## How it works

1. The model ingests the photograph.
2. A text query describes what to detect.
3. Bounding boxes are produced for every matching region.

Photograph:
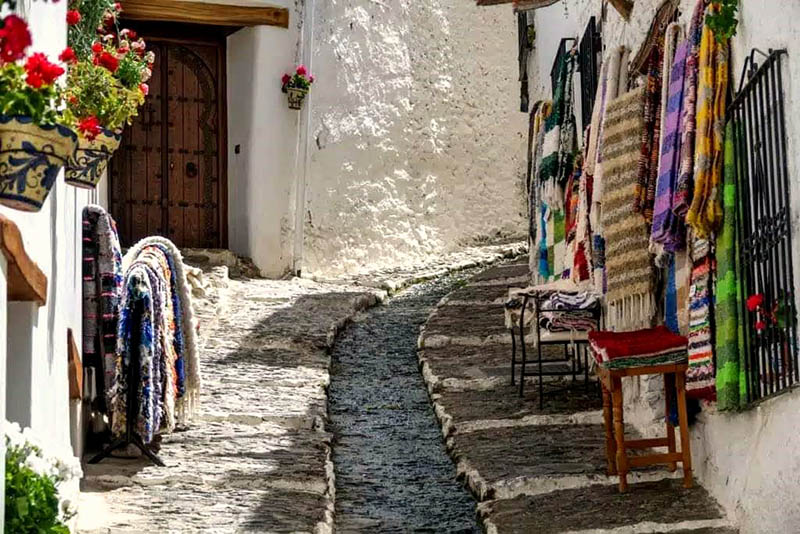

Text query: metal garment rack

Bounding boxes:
[727,48,798,404]
[88,299,165,467]
[512,293,602,408]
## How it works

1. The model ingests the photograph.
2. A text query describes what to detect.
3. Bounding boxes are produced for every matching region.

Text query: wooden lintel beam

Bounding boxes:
[120,0,289,28]
[0,214,47,306]
[476,0,513,6]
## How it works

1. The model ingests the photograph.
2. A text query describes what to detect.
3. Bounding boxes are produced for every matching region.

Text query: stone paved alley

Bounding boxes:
[77,248,740,533]
[76,243,521,533]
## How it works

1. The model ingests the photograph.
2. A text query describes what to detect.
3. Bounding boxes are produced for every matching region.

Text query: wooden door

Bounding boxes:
[109,37,226,249]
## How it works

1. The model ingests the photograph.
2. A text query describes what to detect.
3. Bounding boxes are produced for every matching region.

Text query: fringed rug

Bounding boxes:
[601,86,656,330]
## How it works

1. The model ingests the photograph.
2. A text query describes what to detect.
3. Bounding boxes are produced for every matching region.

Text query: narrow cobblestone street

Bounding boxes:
[329,274,480,532]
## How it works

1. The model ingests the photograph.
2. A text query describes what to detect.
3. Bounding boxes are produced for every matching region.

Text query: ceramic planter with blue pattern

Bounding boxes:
[65,127,121,189]
[0,115,77,212]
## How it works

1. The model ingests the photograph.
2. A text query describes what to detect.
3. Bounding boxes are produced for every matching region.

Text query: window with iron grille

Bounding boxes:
[577,17,601,131]
[728,48,798,404]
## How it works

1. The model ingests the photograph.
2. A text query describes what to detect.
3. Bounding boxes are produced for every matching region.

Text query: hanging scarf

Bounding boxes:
[686,234,716,400]
[651,29,688,256]
[715,122,745,410]
[686,14,729,237]
[601,86,656,330]
[672,0,707,216]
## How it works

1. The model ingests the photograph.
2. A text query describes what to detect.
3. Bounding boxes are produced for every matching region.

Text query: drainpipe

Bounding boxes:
[292,0,315,277]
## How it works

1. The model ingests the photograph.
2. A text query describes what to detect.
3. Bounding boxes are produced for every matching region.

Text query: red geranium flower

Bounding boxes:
[747,293,764,312]
[281,73,290,85]
[296,64,307,76]
[59,46,76,64]
[24,52,65,88]
[120,28,137,40]
[309,75,314,83]
[91,41,103,54]
[66,9,82,25]
[114,2,122,11]
[77,116,102,141]
[139,83,149,96]
[97,51,119,72]
[0,15,32,63]
[102,11,116,28]
[755,320,767,332]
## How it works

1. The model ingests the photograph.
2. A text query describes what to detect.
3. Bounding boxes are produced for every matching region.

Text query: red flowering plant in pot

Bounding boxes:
[746,290,796,380]
[281,64,314,110]
[63,0,152,188]
[0,14,79,212]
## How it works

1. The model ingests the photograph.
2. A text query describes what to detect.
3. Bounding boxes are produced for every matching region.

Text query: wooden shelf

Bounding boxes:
[0,214,47,306]
[120,0,289,28]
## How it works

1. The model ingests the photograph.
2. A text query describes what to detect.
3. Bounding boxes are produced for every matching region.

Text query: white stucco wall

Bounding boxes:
[1,0,98,454]
[528,2,800,533]
[227,10,300,277]
[302,0,527,276]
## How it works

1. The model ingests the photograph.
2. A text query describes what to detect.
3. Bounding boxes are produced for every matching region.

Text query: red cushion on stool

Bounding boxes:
[589,326,688,367]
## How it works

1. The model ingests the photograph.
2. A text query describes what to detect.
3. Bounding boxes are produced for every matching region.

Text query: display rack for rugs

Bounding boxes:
[88,297,165,466]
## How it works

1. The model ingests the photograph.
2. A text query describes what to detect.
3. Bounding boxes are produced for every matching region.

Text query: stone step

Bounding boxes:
[479,478,730,534]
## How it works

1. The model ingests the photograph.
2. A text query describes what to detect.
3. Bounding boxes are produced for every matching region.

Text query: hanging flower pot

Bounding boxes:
[0,116,77,212]
[281,65,314,111]
[65,127,121,189]
[286,87,309,110]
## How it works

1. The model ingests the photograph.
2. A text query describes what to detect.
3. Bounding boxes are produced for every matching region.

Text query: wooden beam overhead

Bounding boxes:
[120,0,289,28]
[0,214,47,306]
[475,0,513,5]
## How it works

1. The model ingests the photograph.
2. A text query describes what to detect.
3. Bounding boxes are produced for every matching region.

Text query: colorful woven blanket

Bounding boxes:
[601,86,656,330]
[673,0,707,216]
[82,205,123,412]
[651,30,688,255]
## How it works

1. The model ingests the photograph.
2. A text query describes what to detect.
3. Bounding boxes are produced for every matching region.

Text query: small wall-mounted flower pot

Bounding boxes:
[287,87,309,110]
[0,116,77,212]
[65,128,122,189]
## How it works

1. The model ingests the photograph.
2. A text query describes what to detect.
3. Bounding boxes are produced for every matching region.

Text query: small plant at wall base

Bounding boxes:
[5,421,83,534]
[0,14,78,212]
[281,65,314,110]
[706,0,739,43]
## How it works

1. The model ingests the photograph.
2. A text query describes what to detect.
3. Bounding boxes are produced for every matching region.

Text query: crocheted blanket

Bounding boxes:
[715,122,745,410]
[601,86,656,330]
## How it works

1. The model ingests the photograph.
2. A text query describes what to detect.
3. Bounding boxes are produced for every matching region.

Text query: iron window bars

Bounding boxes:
[578,17,601,131]
[727,48,798,404]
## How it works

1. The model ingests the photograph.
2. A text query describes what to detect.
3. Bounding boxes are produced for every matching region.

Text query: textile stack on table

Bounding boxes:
[589,326,688,370]
[538,291,601,333]
[82,208,201,463]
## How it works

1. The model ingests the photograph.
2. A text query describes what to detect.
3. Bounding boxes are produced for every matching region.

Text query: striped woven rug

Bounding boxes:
[601,85,656,330]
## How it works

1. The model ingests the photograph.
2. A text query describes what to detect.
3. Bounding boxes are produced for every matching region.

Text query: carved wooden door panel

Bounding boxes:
[109,38,226,249]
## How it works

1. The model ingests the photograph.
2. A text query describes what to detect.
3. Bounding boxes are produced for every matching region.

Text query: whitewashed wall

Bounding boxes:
[303,0,527,277]
[226,0,301,277]
[528,2,800,532]
[2,0,95,458]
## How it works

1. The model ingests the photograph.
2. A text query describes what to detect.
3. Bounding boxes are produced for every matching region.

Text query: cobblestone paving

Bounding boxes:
[329,274,481,533]
[418,257,738,534]
[77,242,524,534]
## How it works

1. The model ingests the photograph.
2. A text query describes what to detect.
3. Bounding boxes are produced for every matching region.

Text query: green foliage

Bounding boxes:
[63,60,143,132]
[706,0,739,43]
[288,73,312,90]
[5,444,70,534]
[68,0,117,60]
[116,53,145,89]
[0,63,62,125]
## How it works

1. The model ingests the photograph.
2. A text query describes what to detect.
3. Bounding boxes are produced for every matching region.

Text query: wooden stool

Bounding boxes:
[598,363,693,493]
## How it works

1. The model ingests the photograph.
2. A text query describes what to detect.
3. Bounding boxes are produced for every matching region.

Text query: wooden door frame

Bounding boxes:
[111,21,230,248]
